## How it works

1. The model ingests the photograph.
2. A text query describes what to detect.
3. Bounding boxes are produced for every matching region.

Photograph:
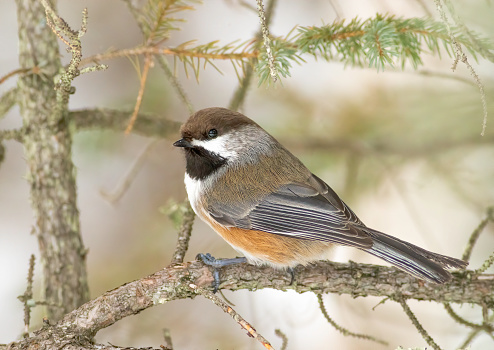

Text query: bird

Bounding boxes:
[173,107,467,284]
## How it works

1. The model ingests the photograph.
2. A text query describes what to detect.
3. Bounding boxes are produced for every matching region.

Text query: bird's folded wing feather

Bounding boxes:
[209,174,373,249]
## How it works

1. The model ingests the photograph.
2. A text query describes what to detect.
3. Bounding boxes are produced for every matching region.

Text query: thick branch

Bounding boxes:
[70,108,181,138]
[15,0,89,321]
[4,260,493,349]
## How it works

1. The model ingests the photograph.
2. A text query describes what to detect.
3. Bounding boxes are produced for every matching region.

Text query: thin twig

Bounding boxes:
[0,67,33,85]
[189,283,275,350]
[398,295,441,350]
[229,0,277,111]
[274,329,288,350]
[462,207,494,261]
[170,200,195,265]
[0,129,23,142]
[475,251,494,275]
[162,328,173,350]
[0,88,18,120]
[256,0,277,83]
[17,255,36,338]
[317,294,388,346]
[100,139,160,204]
[444,303,485,329]
[434,0,488,136]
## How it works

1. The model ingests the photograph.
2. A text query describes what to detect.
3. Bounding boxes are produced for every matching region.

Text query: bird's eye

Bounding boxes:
[207,129,218,139]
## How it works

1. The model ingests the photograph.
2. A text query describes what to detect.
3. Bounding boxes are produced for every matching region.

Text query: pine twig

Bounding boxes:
[189,283,275,350]
[317,294,388,345]
[398,295,441,350]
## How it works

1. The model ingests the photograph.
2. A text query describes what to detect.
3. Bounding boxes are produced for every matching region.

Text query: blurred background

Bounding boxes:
[1,0,493,349]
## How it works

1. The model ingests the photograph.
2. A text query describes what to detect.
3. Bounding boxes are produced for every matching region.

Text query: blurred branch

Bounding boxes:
[4,259,492,349]
[433,0,488,136]
[100,140,160,204]
[0,88,18,120]
[170,200,195,265]
[70,108,181,138]
[274,329,288,350]
[317,294,388,345]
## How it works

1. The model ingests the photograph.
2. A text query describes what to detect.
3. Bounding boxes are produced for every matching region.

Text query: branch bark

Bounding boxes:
[16,0,89,321]
[3,260,492,350]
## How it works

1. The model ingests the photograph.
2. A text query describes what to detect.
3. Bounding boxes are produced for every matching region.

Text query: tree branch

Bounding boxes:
[15,0,89,321]
[4,259,493,349]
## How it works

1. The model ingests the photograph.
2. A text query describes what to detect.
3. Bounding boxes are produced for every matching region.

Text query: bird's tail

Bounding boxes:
[363,228,468,284]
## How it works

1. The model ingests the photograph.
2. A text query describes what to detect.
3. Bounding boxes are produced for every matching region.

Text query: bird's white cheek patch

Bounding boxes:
[190,135,238,159]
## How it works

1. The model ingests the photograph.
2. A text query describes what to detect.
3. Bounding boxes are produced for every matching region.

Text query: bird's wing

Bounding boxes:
[209,174,373,249]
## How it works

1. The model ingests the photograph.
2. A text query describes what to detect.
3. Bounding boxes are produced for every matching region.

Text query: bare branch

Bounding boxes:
[3,258,493,349]
[100,140,160,204]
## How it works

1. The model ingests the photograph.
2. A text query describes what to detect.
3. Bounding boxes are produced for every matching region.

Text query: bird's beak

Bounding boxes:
[173,138,193,148]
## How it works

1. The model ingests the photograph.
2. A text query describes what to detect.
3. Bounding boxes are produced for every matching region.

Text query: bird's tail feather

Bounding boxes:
[363,228,468,284]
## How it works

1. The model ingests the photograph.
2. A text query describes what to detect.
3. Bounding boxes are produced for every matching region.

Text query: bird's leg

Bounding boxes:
[196,253,247,292]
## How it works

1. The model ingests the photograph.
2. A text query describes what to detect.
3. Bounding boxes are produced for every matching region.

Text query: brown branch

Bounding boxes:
[4,259,493,350]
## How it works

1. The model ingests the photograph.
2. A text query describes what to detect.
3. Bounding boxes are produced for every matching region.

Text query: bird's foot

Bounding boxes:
[196,253,247,293]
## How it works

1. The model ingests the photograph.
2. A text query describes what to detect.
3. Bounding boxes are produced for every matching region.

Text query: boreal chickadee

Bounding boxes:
[173,107,467,283]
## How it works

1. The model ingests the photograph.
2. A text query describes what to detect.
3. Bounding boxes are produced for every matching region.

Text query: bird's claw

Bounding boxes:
[196,253,247,293]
